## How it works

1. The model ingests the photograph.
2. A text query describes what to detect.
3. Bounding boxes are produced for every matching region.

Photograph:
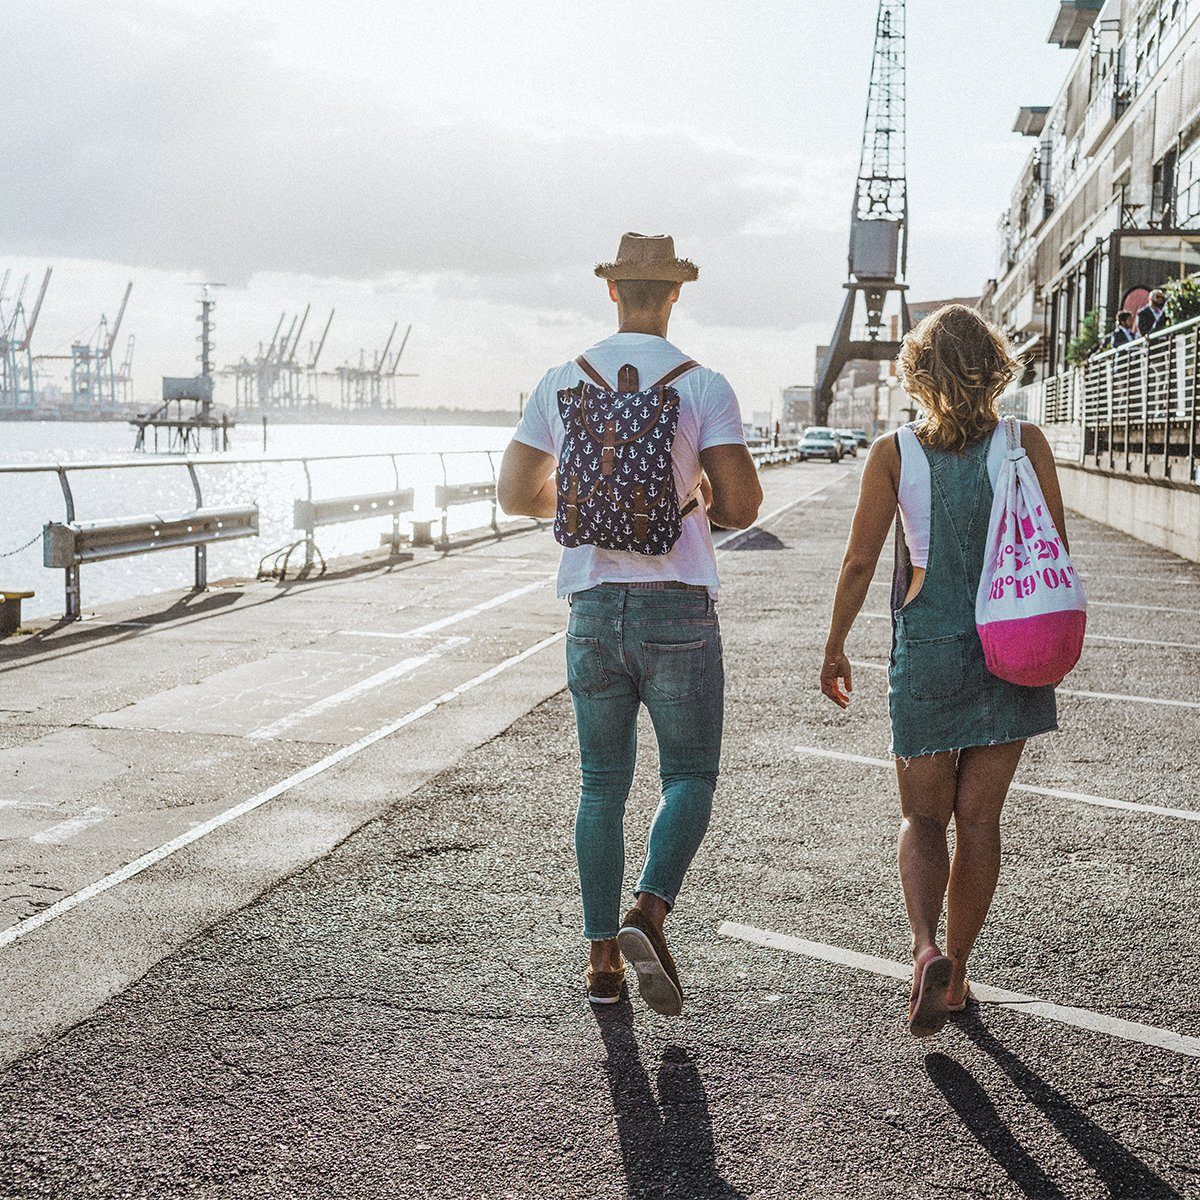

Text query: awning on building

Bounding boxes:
[1014,106,1050,137]
[1048,1,1102,49]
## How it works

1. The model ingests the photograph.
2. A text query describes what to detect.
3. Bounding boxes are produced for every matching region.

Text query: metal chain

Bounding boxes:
[0,532,41,558]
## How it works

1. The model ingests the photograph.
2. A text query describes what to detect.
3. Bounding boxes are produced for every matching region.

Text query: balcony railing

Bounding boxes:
[1000,313,1200,482]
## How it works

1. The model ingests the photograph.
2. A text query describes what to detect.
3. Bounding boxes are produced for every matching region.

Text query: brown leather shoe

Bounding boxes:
[585,964,626,1005]
[617,906,683,1016]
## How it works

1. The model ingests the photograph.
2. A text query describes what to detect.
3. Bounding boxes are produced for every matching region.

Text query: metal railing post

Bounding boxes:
[388,455,403,554]
[1164,334,1174,478]
[186,463,207,590]
[55,467,80,620]
[302,460,315,569]
[1104,357,1113,469]
[1141,345,1150,475]
[487,451,499,533]
[1190,323,1199,484]
[438,453,450,549]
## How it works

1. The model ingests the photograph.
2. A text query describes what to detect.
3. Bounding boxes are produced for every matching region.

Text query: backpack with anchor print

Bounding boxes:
[554,356,701,555]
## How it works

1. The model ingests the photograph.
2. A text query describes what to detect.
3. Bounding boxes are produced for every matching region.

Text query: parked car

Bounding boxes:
[797,426,843,462]
[848,428,871,448]
[835,430,860,457]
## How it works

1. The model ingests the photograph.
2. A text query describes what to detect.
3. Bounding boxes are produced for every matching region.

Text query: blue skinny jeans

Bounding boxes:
[565,585,725,941]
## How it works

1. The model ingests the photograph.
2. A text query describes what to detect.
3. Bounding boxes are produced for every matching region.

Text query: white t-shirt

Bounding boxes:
[513,332,747,598]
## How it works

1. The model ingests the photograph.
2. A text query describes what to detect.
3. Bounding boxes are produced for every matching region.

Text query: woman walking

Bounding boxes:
[820,305,1070,1038]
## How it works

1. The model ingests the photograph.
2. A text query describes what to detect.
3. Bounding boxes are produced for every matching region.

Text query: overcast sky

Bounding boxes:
[0,1,1070,419]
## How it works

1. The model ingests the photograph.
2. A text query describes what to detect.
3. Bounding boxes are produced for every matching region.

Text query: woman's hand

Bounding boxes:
[820,651,853,709]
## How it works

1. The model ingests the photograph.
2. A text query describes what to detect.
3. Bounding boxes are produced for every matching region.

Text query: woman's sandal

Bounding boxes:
[908,949,954,1038]
[947,982,973,1014]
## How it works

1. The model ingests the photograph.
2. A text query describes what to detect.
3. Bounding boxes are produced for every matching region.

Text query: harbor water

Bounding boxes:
[0,421,516,620]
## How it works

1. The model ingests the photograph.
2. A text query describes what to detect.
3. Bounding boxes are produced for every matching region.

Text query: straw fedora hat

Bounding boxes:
[594,233,699,283]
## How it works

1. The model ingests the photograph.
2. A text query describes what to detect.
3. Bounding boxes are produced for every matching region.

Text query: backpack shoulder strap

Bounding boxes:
[574,356,611,390]
[651,359,701,390]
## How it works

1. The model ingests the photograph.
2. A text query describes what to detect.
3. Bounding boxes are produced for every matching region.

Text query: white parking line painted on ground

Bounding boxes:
[718,921,1200,1060]
[30,806,112,845]
[715,471,850,550]
[847,659,1200,711]
[793,745,1200,821]
[337,578,552,641]
[854,612,1200,652]
[0,629,567,952]
[246,639,465,742]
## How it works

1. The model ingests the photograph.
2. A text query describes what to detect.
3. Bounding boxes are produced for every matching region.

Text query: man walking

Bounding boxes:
[1137,289,1169,337]
[498,233,761,1015]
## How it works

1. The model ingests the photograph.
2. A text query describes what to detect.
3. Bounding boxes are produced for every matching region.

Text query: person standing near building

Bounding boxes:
[819,305,1070,1039]
[1111,309,1137,350]
[497,233,762,1016]
[1137,289,1169,337]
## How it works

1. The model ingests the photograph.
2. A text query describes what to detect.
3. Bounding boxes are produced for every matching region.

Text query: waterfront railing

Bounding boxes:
[1000,313,1200,484]
[0,449,512,620]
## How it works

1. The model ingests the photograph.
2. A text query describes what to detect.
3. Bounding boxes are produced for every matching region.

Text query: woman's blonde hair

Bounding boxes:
[896,304,1020,452]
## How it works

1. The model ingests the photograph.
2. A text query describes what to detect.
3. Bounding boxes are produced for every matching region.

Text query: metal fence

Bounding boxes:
[0,449,510,620]
[1000,314,1200,484]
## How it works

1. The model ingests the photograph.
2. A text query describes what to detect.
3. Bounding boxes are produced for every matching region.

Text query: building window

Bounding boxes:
[1177,133,1200,229]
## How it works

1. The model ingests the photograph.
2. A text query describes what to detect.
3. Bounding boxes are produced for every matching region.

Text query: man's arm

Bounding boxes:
[699,444,762,530]
[498,440,557,518]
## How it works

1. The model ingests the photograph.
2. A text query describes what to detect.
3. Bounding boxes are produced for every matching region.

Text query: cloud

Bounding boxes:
[0,1,852,333]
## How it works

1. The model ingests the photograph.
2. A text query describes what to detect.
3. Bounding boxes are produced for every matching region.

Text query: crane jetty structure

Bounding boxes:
[131,284,236,453]
[815,0,912,425]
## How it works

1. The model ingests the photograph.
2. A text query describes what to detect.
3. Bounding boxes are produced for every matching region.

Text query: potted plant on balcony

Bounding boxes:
[1164,275,1200,326]
[1066,308,1101,367]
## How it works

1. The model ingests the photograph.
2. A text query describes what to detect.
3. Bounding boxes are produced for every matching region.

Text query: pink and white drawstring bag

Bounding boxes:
[975,417,1086,687]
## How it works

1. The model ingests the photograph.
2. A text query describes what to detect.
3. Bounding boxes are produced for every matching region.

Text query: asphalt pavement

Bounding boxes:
[1,458,1198,1199]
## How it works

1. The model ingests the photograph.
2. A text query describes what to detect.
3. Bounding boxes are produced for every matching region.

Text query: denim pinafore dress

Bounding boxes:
[888,427,1058,759]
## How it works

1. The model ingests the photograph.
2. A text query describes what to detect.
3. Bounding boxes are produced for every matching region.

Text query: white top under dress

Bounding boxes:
[897,421,1009,570]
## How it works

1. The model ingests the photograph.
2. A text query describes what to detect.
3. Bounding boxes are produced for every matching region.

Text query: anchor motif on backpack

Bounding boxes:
[554,356,700,555]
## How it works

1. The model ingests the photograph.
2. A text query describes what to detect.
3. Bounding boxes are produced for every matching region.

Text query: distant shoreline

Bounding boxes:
[0,405,519,429]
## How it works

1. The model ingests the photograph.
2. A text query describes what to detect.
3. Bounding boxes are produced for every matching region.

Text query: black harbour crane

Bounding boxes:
[815,0,912,425]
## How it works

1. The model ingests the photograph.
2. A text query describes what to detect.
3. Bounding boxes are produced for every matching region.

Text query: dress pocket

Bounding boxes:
[904,634,966,702]
[642,639,707,703]
[565,634,609,697]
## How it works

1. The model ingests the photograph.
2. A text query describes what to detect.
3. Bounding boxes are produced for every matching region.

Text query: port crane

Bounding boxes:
[815,0,911,424]
[0,267,52,410]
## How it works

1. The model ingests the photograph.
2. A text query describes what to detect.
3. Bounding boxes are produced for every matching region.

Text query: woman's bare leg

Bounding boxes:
[945,740,1026,1003]
[895,752,958,964]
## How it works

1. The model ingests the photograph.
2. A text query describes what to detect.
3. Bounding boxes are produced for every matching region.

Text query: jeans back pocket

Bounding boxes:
[566,633,609,697]
[642,639,707,703]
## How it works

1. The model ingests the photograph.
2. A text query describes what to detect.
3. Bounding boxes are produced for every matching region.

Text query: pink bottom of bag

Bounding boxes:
[977,610,1087,688]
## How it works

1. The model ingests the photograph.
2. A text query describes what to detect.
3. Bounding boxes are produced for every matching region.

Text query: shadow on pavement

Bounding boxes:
[926,1052,1068,1199]
[594,1000,745,1199]
[727,529,787,552]
[952,1013,1181,1199]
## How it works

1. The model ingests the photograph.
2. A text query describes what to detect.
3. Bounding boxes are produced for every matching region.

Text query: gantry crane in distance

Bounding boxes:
[815,0,912,425]
[332,321,417,410]
[34,280,132,413]
[225,304,334,411]
[0,267,52,410]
